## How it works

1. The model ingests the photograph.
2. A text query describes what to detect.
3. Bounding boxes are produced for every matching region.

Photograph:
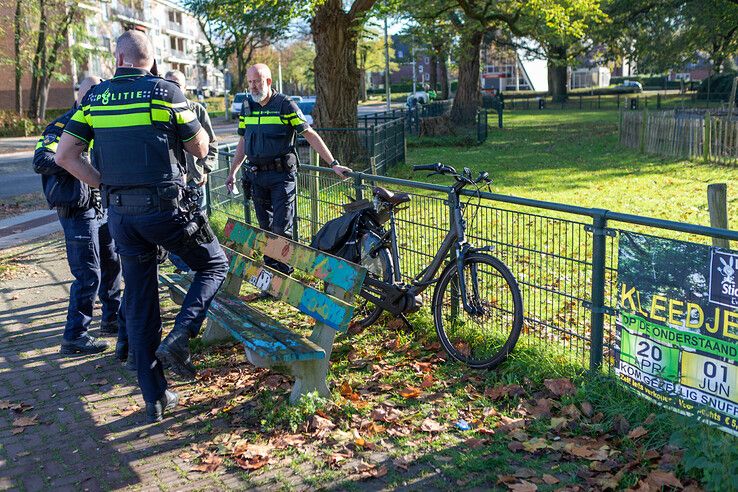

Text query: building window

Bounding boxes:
[397,50,403,59]
[424,73,430,81]
[418,65,423,73]
[424,56,429,64]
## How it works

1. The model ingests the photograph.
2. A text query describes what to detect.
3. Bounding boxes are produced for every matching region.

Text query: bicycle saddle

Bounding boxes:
[373,186,411,205]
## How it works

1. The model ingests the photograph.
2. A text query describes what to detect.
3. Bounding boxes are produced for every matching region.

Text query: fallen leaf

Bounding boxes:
[580,401,594,417]
[11,428,24,435]
[393,456,412,471]
[91,379,109,386]
[544,378,576,397]
[508,441,524,452]
[550,417,568,431]
[542,474,560,485]
[484,384,525,400]
[13,415,38,427]
[0,400,11,409]
[522,437,549,453]
[421,374,435,388]
[561,404,582,420]
[309,414,336,432]
[465,437,487,449]
[234,455,269,471]
[526,398,554,418]
[513,468,537,478]
[399,386,422,399]
[643,470,683,489]
[420,418,443,433]
[340,381,361,401]
[627,426,648,440]
[506,480,538,491]
[612,415,630,434]
[191,453,222,473]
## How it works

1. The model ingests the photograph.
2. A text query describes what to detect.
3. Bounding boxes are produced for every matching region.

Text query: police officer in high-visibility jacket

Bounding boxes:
[33,76,122,356]
[224,64,350,274]
[56,31,228,423]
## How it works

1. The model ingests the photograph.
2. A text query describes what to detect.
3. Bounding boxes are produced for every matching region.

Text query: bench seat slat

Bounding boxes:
[223,219,367,295]
[223,246,354,332]
[159,273,325,363]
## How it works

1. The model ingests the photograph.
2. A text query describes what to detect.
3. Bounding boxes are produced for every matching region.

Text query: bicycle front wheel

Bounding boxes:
[353,232,393,329]
[432,253,523,369]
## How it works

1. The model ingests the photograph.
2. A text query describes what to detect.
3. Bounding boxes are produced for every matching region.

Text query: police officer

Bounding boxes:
[224,64,350,273]
[55,31,228,423]
[33,76,122,356]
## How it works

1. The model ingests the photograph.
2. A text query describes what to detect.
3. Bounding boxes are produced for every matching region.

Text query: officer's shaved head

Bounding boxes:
[164,70,186,89]
[247,64,272,103]
[77,76,101,106]
[115,30,154,69]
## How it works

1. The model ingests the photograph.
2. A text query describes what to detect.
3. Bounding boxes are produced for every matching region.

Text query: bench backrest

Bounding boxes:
[221,218,367,332]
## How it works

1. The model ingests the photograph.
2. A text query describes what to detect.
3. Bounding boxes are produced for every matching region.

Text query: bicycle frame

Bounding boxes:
[360,185,489,316]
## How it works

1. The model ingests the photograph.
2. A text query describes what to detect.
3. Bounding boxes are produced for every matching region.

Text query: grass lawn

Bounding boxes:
[198,110,738,490]
[402,110,736,236]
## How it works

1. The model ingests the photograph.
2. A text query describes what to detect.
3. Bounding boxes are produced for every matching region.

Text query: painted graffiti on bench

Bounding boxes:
[223,218,366,294]
[223,247,355,332]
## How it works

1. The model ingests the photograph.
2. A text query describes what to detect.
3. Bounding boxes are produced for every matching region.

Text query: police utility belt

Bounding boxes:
[102,184,180,212]
[247,153,298,172]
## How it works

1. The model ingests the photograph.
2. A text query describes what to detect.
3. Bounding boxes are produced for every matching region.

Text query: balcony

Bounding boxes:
[165,20,197,39]
[165,49,196,65]
[112,5,153,28]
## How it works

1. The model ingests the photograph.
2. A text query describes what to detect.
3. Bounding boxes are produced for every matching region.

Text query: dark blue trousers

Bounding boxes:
[250,169,296,273]
[107,206,228,403]
[58,208,122,342]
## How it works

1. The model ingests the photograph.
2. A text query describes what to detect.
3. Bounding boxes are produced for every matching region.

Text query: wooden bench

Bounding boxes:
[159,218,367,403]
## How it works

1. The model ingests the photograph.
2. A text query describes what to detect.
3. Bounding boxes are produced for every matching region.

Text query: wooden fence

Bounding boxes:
[619,109,738,165]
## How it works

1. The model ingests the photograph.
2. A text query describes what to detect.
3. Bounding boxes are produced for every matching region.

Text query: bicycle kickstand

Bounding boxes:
[399,313,413,329]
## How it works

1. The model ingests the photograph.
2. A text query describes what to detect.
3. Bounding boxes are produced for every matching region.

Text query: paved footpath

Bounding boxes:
[0,237,257,491]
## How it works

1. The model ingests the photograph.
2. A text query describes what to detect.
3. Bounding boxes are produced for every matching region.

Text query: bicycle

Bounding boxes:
[352,163,524,369]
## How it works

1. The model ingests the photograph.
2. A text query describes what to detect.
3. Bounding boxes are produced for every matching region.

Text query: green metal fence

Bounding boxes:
[207,150,738,372]
[501,92,736,112]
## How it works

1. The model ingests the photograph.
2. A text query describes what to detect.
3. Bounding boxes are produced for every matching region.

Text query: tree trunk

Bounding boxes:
[450,28,483,125]
[439,52,449,100]
[429,54,438,92]
[28,0,47,120]
[14,0,23,115]
[547,44,568,103]
[359,68,367,101]
[311,1,361,129]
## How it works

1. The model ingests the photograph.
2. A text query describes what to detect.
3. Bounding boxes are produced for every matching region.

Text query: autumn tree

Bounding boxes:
[185,0,297,92]
[357,26,398,101]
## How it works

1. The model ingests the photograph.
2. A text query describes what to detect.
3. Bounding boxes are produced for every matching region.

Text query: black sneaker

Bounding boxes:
[99,320,119,337]
[60,335,109,356]
[145,389,179,423]
[155,328,196,379]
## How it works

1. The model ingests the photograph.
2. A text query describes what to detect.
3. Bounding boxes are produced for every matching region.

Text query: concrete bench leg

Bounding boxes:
[289,324,336,404]
[200,319,233,346]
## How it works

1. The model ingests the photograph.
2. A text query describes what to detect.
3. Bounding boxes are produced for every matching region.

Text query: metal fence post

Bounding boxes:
[589,210,609,372]
[353,173,363,201]
[308,147,320,238]
[703,112,711,164]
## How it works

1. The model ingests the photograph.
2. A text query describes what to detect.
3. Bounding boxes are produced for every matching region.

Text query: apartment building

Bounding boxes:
[0,0,223,111]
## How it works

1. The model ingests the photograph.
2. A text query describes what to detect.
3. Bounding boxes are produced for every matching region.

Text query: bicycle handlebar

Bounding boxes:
[412,163,491,187]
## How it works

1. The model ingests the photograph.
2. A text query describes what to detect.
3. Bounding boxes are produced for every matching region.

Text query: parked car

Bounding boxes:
[230,92,248,119]
[615,80,643,92]
[296,100,315,126]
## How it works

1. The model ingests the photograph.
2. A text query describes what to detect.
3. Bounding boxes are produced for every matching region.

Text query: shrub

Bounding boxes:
[0,111,41,138]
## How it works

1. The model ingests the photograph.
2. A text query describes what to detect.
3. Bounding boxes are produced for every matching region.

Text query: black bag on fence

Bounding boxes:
[310,211,363,263]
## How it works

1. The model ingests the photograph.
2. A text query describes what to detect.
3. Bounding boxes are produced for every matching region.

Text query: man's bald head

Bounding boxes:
[247,64,273,103]
[164,70,186,89]
[115,30,154,70]
[77,76,101,106]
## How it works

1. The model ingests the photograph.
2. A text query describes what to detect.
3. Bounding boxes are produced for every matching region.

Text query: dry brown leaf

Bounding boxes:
[522,437,549,453]
[309,414,336,432]
[13,415,38,427]
[513,468,537,478]
[484,384,525,400]
[628,426,648,440]
[393,456,412,471]
[10,403,33,413]
[612,414,630,434]
[506,480,538,491]
[399,386,422,399]
[420,418,443,433]
[527,398,554,418]
[234,456,268,471]
[11,427,24,435]
[544,378,576,397]
[643,470,683,489]
[191,453,222,473]
[497,475,518,484]
[508,441,524,452]
[561,404,582,420]
[550,417,568,431]
[580,401,594,417]
[91,379,109,386]
[340,381,361,401]
[421,374,435,388]
[0,400,11,409]
[465,437,487,449]
[542,474,560,485]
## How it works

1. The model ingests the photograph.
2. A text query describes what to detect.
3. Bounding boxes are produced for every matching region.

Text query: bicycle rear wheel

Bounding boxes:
[432,253,523,369]
[353,232,393,329]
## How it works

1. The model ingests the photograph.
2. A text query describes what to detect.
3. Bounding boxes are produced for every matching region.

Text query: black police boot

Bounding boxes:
[99,319,119,337]
[115,340,128,362]
[155,328,196,379]
[60,334,109,356]
[145,389,179,423]
[124,346,136,372]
